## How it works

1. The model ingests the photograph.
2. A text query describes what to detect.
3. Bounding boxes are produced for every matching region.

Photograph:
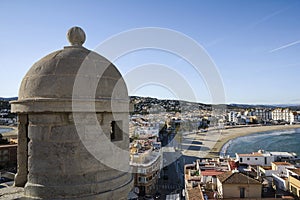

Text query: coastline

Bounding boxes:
[0,125,18,139]
[206,124,300,158]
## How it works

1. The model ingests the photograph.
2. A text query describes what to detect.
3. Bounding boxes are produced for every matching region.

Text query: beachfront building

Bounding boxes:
[236,150,299,167]
[269,151,299,163]
[130,139,162,196]
[271,108,294,123]
[293,111,300,122]
[227,111,239,125]
[236,151,275,167]
[255,108,272,122]
[216,171,262,198]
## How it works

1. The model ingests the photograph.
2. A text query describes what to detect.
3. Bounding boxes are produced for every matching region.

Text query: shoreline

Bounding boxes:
[0,125,18,139]
[206,124,300,158]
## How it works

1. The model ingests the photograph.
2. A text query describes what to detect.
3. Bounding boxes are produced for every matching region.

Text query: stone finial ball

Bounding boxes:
[67,26,86,46]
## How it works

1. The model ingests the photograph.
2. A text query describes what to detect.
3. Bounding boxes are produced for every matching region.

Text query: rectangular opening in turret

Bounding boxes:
[110,120,123,142]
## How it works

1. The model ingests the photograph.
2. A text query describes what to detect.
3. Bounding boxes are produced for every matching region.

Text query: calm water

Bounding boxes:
[221,128,300,157]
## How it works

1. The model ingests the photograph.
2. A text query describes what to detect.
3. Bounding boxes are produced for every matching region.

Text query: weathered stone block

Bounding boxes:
[29,113,68,125]
[28,125,50,141]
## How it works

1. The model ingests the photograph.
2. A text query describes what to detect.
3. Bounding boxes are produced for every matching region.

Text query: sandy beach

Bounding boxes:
[181,124,300,159]
[207,124,300,158]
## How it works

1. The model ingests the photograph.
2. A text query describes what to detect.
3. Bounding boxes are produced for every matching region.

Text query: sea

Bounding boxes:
[220,128,300,158]
[0,127,13,135]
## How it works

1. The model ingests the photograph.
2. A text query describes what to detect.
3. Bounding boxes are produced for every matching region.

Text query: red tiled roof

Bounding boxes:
[201,170,225,176]
[272,162,293,166]
[238,152,263,157]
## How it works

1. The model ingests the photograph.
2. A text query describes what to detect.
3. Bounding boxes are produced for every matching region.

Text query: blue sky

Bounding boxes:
[1,0,300,104]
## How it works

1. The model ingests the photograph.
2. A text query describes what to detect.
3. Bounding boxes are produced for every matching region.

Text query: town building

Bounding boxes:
[184,158,231,199]
[184,160,204,200]
[130,139,162,196]
[287,168,300,198]
[272,108,294,123]
[272,162,295,175]
[236,151,275,166]
[258,162,295,191]
[255,108,272,122]
[227,111,239,125]
[216,171,262,198]
[236,150,299,167]
[269,151,299,163]
[270,162,295,192]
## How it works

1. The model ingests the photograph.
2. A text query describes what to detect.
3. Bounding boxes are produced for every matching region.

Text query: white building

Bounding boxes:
[271,162,295,175]
[134,126,159,138]
[271,108,294,123]
[130,140,162,196]
[236,151,274,166]
[228,111,239,124]
[269,151,298,162]
[236,150,298,167]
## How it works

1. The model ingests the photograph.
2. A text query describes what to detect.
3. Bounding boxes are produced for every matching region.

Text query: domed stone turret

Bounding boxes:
[11,27,133,199]
[17,26,127,103]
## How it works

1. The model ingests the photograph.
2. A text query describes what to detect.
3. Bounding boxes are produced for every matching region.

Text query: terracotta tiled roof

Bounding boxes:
[238,152,263,157]
[217,171,261,184]
[272,162,293,166]
[201,170,225,176]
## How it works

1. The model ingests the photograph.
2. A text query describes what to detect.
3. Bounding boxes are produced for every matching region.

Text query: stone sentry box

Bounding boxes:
[11,27,133,199]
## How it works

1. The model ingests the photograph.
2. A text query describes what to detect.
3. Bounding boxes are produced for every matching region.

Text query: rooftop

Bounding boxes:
[130,140,161,167]
[272,162,293,166]
[237,152,263,157]
[290,168,300,176]
[186,185,204,200]
[201,170,225,176]
[217,171,261,184]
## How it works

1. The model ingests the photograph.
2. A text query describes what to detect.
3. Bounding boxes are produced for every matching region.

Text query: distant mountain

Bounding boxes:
[130,96,300,113]
[0,97,17,101]
[228,104,277,109]
[272,104,300,107]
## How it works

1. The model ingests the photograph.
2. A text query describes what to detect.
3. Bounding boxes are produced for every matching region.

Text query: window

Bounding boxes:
[291,185,297,195]
[240,158,243,162]
[255,158,258,160]
[110,121,123,141]
[247,158,250,161]
[264,157,267,165]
